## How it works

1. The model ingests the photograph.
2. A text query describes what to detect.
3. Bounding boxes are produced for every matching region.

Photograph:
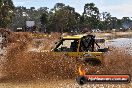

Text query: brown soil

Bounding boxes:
[103,46,132,75]
[0,30,81,82]
[0,29,131,87]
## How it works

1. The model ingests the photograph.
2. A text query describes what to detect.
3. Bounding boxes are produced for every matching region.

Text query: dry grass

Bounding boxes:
[93,32,132,39]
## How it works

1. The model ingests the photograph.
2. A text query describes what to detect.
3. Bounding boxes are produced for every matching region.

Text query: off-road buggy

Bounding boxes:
[51,34,108,65]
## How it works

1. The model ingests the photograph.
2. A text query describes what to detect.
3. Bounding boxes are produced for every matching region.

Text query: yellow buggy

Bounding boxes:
[51,34,108,65]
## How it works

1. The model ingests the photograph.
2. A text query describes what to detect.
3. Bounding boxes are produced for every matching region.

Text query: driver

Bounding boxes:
[70,40,79,52]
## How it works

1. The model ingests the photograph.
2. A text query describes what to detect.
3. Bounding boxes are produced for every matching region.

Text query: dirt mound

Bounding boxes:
[3,50,84,81]
[0,30,33,80]
[0,28,11,48]
[0,28,32,47]
[1,31,82,81]
[0,28,11,35]
[4,52,81,80]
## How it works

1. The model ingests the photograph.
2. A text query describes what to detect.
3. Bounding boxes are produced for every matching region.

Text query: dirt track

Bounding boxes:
[0,79,131,88]
[0,30,132,88]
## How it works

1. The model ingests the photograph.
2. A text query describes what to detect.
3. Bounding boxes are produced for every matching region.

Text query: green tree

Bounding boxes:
[7,0,14,9]
[115,19,122,29]
[0,0,3,27]
[40,13,48,32]
[49,3,79,33]
[83,3,100,29]
[121,17,131,29]
[0,0,14,28]
[53,3,65,11]
[109,17,118,29]
[0,0,2,7]
[101,12,111,30]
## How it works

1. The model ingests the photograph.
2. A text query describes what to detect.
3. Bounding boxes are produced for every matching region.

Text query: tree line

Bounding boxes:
[0,1,132,33]
[0,0,14,28]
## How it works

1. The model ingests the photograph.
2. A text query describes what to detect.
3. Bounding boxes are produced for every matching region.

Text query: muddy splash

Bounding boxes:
[0,30,132,88]
[0,30,82,82]
[103,47,132,75]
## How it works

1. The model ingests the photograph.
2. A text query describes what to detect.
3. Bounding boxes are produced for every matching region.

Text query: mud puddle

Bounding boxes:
[106,38,132,54]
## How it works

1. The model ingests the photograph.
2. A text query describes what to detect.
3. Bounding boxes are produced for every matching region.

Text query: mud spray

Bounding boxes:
[0,30,83,82]
[0,29,132,87]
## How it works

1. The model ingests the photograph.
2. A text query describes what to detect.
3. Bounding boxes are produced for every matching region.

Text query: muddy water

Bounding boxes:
[106,38,132,54]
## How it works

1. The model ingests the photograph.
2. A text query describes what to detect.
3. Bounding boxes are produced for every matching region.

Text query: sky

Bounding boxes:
[12,0,132,19]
